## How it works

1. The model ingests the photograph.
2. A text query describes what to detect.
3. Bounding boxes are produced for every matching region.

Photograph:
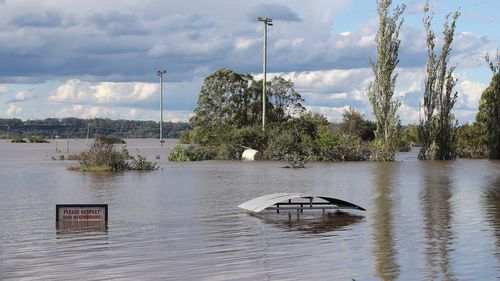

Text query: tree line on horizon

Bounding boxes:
[0,117,190,139]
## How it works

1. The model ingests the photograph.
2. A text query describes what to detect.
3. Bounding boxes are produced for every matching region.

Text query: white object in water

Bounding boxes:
[242,148,259,160]
[238,192,366,213]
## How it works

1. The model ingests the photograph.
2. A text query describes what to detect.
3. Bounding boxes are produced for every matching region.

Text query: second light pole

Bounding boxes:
[257,17,272,131]
[157,70,166,146]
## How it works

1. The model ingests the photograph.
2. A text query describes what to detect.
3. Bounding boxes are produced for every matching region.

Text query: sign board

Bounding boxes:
[56,204,108,229]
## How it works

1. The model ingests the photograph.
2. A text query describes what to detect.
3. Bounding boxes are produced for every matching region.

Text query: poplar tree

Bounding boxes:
[477,51,500,159]
[419,1,460,160]
[367,0,405,159]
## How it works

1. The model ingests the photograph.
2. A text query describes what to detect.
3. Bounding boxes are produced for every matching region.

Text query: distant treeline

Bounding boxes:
[0,118,190,139]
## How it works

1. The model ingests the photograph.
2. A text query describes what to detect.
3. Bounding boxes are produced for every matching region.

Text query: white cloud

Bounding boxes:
[267,68,372,94]
[305,105,350,122]
[49,79,158,106]
[455,78,487,110]
[274,38,304,49]
[164,111,193,123]
[56,104,118,119]
[6,104,23,115]
[234,37,257,50]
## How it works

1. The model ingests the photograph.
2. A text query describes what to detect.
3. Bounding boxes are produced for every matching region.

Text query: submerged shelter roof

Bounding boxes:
[238,193,366,213]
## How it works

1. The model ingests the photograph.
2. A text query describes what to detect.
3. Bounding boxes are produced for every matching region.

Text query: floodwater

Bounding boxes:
[0,139,499,280]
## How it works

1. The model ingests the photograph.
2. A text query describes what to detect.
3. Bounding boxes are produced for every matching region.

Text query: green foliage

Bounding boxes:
[456,123,488,158]
[190,68,305,143]
[11,136,49,143]
[339,107,375,141]
[367,139,395,161]
[11,136,26,143]
[96,135,125,144]
[315,124,367,161]
[419,1,460,160]
[70,139,158,172]
[179,130,192,144]
[266,76,306,123]
[401,124,420,146]
[477,51,500,159]
[266,126,314,168]
[168,145,191,161]
[185,67,411,164]
[168,144,220,162]
[0,117,190,139]
[130,154,159,171]
[367,0,405,154]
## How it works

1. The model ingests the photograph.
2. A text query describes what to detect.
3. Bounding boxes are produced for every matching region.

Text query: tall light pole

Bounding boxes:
[257,17,272,131]
[157,70,167,146]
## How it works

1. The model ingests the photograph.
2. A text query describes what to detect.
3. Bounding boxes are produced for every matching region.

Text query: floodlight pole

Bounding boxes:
[157,70,167,146]
[257,17,272,131]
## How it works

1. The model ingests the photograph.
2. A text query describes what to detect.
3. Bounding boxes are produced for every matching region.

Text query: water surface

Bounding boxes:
[1,139,499,280]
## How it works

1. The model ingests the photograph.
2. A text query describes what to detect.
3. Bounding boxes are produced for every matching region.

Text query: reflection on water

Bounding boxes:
[56,221,108,234]
[421,163,456,281]
[371,163,400,281]
[483,175,500,263]
[1,140,500,279]
[249,211,364,234]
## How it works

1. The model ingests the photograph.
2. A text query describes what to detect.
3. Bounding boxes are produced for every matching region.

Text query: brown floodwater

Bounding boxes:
[0,139,499,280]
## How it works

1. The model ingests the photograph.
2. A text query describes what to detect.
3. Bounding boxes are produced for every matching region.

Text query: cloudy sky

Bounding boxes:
[0,0,498,124]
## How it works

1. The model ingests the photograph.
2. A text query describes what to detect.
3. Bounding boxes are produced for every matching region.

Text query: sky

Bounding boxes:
[0,0,498,124]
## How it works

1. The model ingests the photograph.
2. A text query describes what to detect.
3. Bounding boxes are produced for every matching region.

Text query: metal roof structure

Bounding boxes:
[238,193,366,213]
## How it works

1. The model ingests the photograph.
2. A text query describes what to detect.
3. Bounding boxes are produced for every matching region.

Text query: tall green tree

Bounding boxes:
[267,76,305,123]
[477,50,500,159]
[340,107,376,141]
[367,0,405,158]
[189,68,305,145]
[419,1,460,160]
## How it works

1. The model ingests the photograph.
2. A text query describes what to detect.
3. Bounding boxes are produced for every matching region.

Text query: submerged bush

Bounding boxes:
[316,126,367,161]
[11,136,49,143]
[368,140,396,161]
[168,144,191,161]
[11,136,26,143]
[168,144,219,161]
[130,154,159,170]
[96,135,126,144]
[70,139,157,172]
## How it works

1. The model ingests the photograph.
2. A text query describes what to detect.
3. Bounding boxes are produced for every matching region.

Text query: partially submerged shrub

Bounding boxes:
[168,144,219,161]
[368,140,395,161]
[66,154,82,160]
[130,154,159,170]
[266,125,314,168]
[168,144,191,161]
[28,136,49,143]
[11,136,26,143]
[11,136,49,143]
[96,135,126,144]
[70,139,157,172]
[316,126,367,161]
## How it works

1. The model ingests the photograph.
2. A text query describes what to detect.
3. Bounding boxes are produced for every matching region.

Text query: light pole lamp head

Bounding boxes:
[257,17,273,26]
[157,70,166,76]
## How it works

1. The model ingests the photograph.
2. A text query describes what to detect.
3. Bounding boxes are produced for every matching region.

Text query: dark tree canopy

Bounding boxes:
[190,68,305,144]
[476,51,500,159]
